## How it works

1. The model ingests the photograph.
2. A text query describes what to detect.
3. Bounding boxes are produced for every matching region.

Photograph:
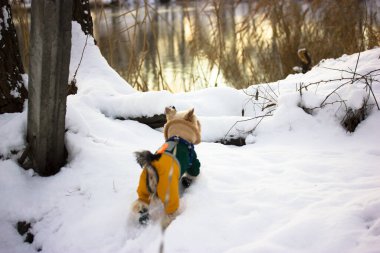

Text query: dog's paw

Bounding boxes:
[138,208,150,226]
[131,199,149,214]
[181,176,192,188]
[131,200,151,226]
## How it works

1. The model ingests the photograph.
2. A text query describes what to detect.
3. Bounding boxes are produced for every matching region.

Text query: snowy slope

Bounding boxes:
[0,22,379,253]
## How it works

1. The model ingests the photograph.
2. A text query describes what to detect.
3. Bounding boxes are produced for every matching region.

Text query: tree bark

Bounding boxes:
[25,0,73,176]
[72,0,94,37]
[0,0,28,114]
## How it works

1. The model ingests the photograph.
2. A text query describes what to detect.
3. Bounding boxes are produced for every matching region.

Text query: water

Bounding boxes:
[92,1,259,92]
[93,0,379,92]
[12,0,380,93]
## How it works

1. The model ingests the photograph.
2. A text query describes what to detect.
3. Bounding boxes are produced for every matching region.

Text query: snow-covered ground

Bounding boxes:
[0,22,380,253]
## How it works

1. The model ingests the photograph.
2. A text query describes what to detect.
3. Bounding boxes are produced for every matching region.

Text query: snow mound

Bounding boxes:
[70,22,135,96]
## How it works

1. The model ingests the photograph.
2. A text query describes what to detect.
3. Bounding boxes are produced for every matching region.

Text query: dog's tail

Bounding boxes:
[134,150,161,168]
[134,150,161,194]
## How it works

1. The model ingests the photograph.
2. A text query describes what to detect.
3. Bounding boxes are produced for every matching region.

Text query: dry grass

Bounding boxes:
[11,0,30,73]
[10,0,380,91]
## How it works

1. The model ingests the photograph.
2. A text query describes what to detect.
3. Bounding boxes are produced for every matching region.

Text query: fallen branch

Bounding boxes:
[115,114,167,129]
[223,110,275,143]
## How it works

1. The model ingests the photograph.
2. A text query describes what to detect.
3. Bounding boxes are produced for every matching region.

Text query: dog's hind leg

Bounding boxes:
[133,168,154,225]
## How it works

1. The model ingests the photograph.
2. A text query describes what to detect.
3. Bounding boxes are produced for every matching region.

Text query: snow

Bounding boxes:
[10,89,20,99]
[1,6,10,30]
[0,22,380,253]
[0,6,7,41]
[0,112,26,158]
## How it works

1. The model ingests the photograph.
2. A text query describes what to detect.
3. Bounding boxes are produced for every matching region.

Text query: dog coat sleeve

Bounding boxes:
[186,150,200,177]
[136,169,151,205]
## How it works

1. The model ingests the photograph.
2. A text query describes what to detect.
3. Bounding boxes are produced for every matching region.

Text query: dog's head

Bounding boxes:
[164,107,201,144]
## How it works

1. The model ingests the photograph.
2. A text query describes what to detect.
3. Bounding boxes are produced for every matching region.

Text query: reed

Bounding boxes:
[11,0,380,91]
[10,0,30,73]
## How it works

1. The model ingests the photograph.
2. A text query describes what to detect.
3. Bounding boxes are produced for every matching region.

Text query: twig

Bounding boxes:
[319,66,380,78]
[72,34,89,84]
[299,68,380,92]
[247,111,273,134]
[319,79,352,107]
[113,180,117,193]
[306,99,348,112]
[223,110,274,141]
[352,52,361,84]
[364,77,380,110]
[265,83,278,98]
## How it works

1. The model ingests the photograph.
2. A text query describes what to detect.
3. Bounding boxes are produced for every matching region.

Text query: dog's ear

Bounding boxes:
[165,106,176,121]
[197,119,201,130]
[185,108,195,121]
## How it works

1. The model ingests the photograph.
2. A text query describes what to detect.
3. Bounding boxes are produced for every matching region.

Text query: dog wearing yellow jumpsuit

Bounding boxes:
[132,107,201,227]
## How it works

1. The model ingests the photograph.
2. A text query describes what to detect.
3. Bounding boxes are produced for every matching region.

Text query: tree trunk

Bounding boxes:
[0,0,28,114]
[72,0,94,37]
[25,0,73,176]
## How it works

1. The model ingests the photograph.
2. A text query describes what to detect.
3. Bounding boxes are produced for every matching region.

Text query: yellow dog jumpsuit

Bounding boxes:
[136,144,181,214]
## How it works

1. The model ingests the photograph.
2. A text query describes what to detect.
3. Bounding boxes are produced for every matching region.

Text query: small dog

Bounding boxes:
[132,106,201,227]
